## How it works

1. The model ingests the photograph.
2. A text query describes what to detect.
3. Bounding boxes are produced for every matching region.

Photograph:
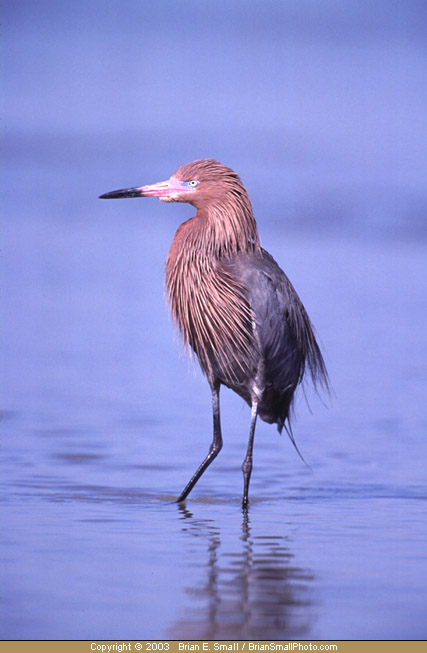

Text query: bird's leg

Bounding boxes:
[241,400,259,509]
[176,380,223,503]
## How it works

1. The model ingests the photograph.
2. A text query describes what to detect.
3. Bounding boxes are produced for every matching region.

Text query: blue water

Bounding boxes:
[2,0,427,641]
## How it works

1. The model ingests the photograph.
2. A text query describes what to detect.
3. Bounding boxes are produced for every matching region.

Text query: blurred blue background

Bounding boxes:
[3,0,427,238]
[2,0,427,641]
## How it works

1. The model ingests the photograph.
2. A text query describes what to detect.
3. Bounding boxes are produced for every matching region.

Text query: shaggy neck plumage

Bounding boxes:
[165,192,260,378]
[194,194,260,259]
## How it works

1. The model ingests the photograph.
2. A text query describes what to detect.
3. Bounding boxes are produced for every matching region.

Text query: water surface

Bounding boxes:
[2,216,426,639]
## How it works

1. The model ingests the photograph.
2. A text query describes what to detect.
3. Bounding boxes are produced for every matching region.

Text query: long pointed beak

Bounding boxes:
[99,178,187,200]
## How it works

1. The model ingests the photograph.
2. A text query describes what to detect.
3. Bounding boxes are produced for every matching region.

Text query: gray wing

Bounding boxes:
[221,249,328,428]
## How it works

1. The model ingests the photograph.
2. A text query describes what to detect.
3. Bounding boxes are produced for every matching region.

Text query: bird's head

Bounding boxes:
[99,159,249,212]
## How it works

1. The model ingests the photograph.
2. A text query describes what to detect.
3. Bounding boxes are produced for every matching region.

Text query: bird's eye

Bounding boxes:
[187,180,199,187]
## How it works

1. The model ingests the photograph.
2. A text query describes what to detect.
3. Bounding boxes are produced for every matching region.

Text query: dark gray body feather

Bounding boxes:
[203,249,328,432]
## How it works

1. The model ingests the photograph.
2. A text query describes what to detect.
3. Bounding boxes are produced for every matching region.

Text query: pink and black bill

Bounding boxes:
[99,178,197,200]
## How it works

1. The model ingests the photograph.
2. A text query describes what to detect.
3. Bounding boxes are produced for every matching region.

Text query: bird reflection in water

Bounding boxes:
[170,506,315,640]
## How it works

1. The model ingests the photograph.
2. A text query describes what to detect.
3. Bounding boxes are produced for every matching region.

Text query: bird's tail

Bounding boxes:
[277,414,312,470]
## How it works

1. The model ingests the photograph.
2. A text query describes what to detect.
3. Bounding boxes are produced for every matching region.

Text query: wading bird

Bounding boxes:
[100,159,328,507]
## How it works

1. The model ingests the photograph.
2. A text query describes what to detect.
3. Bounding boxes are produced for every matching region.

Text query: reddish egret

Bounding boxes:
[100,159,328,507]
